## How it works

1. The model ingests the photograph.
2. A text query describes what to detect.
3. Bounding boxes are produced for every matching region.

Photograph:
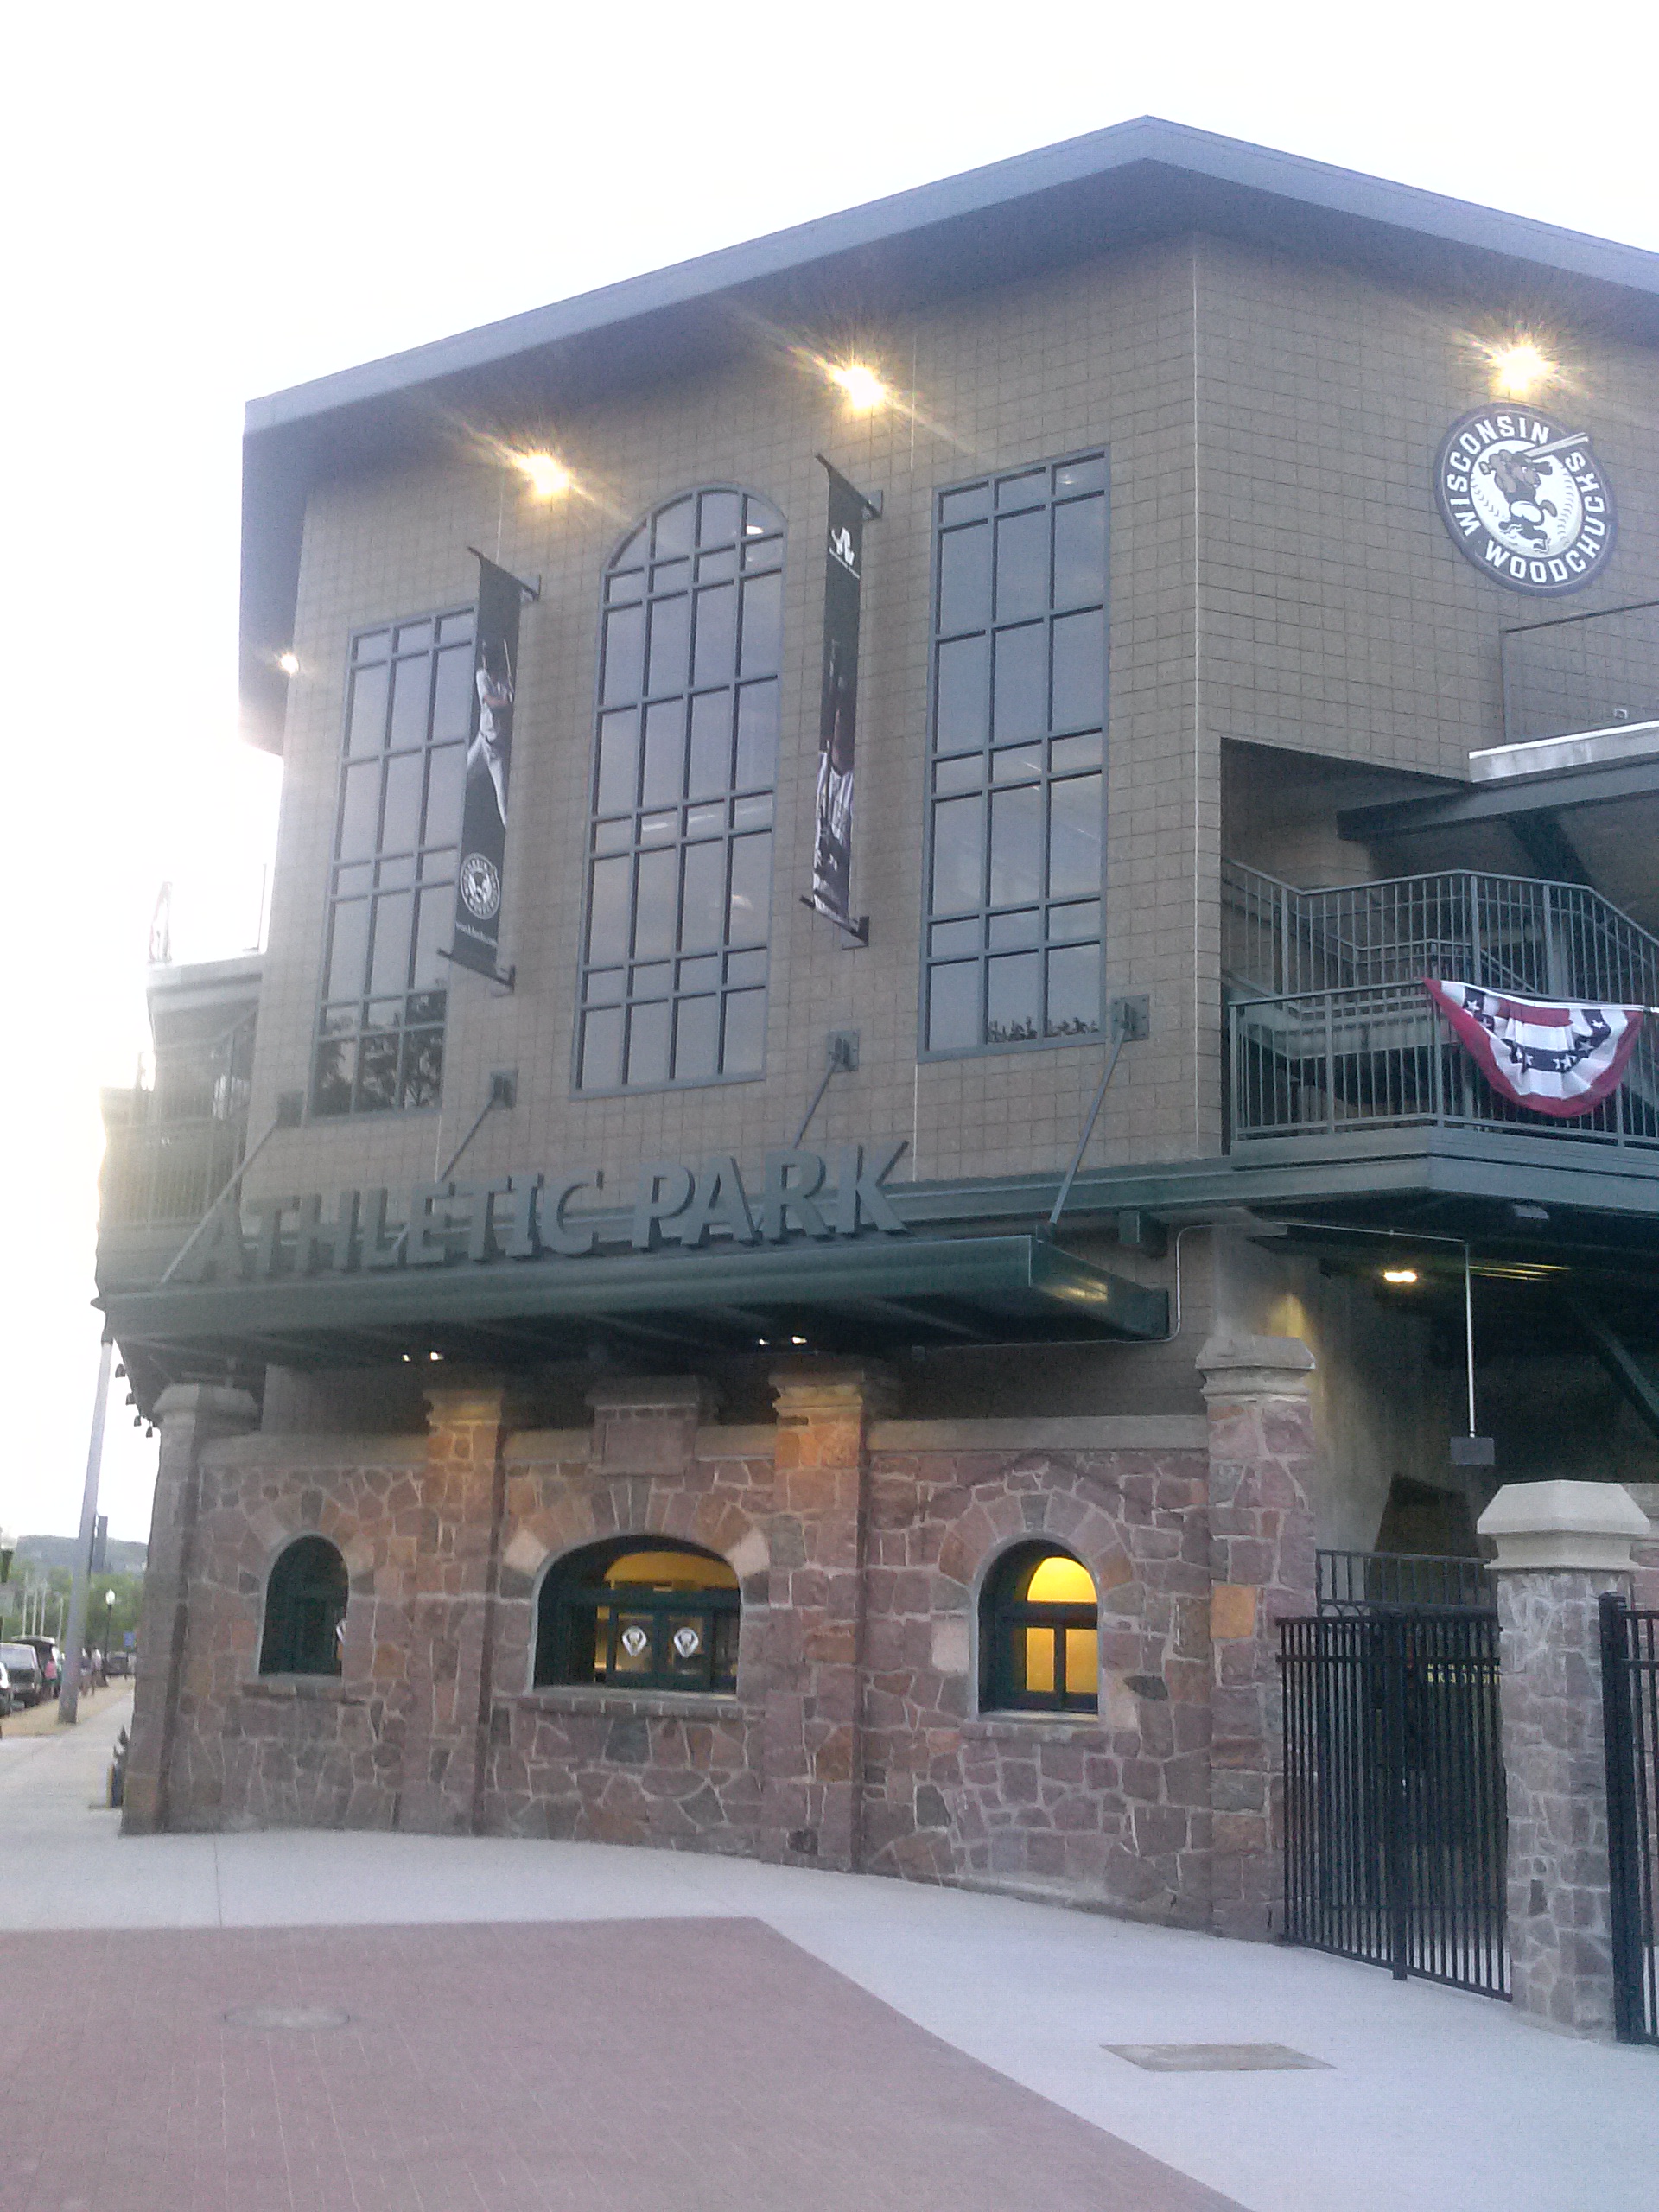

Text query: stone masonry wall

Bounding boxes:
[859,1422,1211,1921]
[141,1382,1250,1929]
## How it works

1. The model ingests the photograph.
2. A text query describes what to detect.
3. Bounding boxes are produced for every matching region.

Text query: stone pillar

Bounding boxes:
[123,1382,258,1834]
[396,1376,514,1835]
[1479,1478,1651,2037]
[1198,1332,1318,1940]
[765,1364,888,1871]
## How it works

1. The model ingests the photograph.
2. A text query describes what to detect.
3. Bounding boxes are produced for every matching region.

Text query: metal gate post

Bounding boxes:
[1599,1593,1643,2044]
[1380,1613,1412,1980]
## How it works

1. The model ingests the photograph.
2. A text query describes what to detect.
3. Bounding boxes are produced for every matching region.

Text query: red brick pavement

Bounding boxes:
[0,1917,1243,2212]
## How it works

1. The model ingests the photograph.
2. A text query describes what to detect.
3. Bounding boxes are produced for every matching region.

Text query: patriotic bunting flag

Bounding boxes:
[1422,978,1649,1117]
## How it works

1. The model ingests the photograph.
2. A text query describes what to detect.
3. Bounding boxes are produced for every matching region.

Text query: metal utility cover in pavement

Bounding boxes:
[1105,2043,1330,2071]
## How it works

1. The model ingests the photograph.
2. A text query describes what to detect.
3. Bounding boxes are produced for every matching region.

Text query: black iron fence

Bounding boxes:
[1318,1549,1495,1616]
[1600,1595,1659,2044]
[1281,1610,1508,1997]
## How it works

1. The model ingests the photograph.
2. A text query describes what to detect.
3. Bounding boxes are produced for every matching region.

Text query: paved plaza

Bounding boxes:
[1,1695,1653,2211]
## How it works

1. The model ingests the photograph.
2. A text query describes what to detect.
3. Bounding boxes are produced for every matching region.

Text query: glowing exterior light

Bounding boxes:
[514,449,572,498]
[1487,340,1554,400]
[1382,1268,1420,1286]
[276,651,300,677]
[829,362,887,413]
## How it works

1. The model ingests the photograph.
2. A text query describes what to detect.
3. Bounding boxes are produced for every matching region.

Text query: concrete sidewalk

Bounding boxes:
[3,1694,1653,2210]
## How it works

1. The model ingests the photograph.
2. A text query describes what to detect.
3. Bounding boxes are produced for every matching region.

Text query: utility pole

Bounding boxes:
[59,1334,113,1726]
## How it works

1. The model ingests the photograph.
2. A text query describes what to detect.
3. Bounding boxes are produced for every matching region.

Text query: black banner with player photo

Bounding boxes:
[451,552,522,979]
[808,461,871,936]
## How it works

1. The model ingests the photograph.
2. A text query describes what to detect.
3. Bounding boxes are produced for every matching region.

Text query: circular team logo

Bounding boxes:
[458,852,501,920]
[1435,407,1615,595]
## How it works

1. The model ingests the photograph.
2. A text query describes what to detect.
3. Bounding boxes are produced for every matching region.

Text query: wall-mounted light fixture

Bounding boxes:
[512,449,573,499]
[276,651,301,677]
[1485,339,1555,400]
[828,362,887,413]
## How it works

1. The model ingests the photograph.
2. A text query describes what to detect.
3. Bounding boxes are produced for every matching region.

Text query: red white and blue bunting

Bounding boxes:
[1423,978,1649,1117]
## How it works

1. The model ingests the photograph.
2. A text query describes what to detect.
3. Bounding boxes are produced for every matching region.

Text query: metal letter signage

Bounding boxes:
[173,1140,909,1284]
[808,461,873,936]
[1434,408,1616,595]
[451,553,524,976]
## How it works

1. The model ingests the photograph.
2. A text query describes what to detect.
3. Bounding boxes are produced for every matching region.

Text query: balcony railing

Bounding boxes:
[100,1110,250,1230]
[99,1009,256,1231]
[1224,862,1659,1153]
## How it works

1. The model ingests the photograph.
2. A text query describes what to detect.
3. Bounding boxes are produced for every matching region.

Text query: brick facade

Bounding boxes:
[126,1346,1318,1932]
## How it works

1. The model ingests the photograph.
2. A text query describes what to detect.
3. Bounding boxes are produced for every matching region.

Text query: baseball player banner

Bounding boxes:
[808,461,870,935]
[1423,978,1649,1117]
[451,552,523,979]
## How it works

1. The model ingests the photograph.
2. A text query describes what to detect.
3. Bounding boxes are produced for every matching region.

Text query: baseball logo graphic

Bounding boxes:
[1435,407,1616,595]
[458,852,502,920]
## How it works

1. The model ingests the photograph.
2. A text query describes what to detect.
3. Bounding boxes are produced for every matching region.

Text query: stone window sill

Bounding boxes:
[963,1713,1106,1745]
[503,1686,747,1724]
[240,1676,365,1704]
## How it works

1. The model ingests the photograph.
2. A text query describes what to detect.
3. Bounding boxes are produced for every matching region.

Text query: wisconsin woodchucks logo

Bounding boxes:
[1435,407,1616,594]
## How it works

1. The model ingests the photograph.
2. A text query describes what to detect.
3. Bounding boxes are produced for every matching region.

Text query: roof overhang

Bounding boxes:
[100,1230,1168,1370]
[240,116,1659,750]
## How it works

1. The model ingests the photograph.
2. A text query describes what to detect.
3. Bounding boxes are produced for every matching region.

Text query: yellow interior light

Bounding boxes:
[829,362,887,413]
[1382,1268,1420,1286]
[1026,1554,1098,1605]
[1488,340,1554,400]
[514,449,572,498]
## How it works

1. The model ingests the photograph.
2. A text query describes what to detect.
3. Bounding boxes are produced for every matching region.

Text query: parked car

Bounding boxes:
[16,1637,62,1696]
[0,1643,44,1707]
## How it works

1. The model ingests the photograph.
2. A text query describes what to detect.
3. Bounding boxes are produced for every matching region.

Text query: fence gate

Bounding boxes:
[1601,1596,1659,2044]
[1281,1595,1508,1998]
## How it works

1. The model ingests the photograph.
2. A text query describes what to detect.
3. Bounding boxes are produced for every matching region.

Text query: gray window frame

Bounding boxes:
[311,605,474,1118]
[572,486,784,1098]
[918,449,1109,1061]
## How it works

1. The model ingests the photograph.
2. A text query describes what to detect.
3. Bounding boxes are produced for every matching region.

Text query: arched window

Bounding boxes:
[980,1543,1098,1714]
[536,1539,740,1694]
[576,488,785,1091]
[259,1536,348,1677]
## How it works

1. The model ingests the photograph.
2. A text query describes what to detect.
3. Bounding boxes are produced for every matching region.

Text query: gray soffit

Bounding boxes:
[239,115,1659,749]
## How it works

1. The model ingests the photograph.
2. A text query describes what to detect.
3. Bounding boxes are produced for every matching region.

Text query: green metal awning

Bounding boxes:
[102,1231,1167,1370]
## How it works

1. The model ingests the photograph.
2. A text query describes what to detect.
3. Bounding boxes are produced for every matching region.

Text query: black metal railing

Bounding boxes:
[1224,862,1659,1152]
[1281,1610,1508,1997]
[1601,1594,1659,2044]
[100,1009,257,1230]
[1318,1549,1495,1616]
[1223,861,1659,1004]
[1230,981,1659,1150]
[99,1112,250,1230]
[1501,599,1659,747]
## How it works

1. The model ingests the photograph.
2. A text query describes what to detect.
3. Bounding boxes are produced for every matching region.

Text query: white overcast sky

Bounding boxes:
[0,1,1653,1545]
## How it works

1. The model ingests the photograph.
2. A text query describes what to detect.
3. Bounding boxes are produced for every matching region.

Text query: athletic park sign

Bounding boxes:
[173,1141,909,1284]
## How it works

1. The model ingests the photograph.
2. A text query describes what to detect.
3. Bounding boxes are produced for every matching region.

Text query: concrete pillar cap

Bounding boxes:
[151,1383,259,1429]
[1196,1332,1315,1397]
[1477,1479,1651,1573]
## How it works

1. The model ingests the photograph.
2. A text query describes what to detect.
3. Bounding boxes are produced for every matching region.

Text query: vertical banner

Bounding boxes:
[451,552,523,978]
[809,461,869,935]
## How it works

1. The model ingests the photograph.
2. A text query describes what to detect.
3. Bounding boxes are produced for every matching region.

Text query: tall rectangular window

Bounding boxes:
[575,489,783,1092]
[311,608,474,1115]
[922,454,1107,1052]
